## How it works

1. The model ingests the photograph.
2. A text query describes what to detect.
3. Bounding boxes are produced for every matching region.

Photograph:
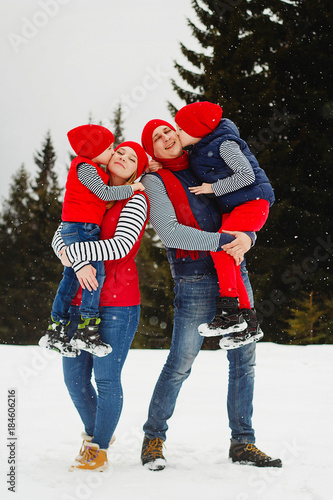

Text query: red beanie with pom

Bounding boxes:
[141,119,176,158]
[175,102,223,138]
[115,141,148,179]
[67,124,114,159]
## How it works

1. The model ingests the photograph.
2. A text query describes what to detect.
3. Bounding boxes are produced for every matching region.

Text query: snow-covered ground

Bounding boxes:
[1,343,331,500]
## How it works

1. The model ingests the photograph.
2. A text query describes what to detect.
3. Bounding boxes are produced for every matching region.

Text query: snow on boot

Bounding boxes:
[141,436,166,471]
[198,297,247,337]
[240,308,264,343]
[219,309,263,350]
[70,317,112,357]
[39,317,80,358]
[75,432,116,462]
[70,441,108,472]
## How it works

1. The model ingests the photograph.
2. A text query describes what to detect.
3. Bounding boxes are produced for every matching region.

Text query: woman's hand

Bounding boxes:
[60,248,72,267]
[221,230,252,266]
[132,182,145,192]
[147,160,162,172]
[76,265,99,292]
[188,183,214,195]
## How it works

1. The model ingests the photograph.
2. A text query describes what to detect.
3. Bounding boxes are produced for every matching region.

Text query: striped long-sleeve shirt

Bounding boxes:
[211,140,255,197]
[141,174,255,251]
[52,193,148,273]
[77,162,134,201]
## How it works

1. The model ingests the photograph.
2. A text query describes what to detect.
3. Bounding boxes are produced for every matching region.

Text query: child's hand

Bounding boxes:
[60,249,71,267]
[147,160,163,172]
[188,183,214,195]
[132,182,145,192]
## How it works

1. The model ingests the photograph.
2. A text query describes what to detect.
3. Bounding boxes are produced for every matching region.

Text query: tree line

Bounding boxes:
[1,0,332,347]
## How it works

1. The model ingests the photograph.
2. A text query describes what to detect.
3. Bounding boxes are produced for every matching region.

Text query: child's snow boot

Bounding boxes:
[39,317,80,357]
[70,317,112,357]
[198,297,247,337]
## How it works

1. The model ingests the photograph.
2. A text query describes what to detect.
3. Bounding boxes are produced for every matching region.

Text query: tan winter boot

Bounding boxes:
[71,441,108,472]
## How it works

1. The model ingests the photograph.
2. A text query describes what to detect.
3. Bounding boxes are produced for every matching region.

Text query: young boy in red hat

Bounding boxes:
[39,124,145,357]
[175,102,275,349]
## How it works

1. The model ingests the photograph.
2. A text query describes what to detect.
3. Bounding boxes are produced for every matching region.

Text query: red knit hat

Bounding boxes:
[141,119,176,158]
[175,102,223,138]
[67,124,115,159]
[115,141,148,179]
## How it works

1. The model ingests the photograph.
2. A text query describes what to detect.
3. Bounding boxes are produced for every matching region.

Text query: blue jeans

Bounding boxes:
[63,304,140,449]
[143,265,256,444]
[51,222,105,322]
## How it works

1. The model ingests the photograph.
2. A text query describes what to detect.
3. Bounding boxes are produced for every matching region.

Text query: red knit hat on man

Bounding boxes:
[175,102,223,138]
[67,124,115,160]
[141,119,176,158]
[115,141,148,179]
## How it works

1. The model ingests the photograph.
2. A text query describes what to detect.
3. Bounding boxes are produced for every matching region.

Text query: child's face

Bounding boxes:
[108,146,138,185]
[176,125,201,147]
[92,144,114,165]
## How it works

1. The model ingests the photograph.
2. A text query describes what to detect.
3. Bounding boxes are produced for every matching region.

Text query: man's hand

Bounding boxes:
[76,265,98,292]
[221,230,252,266]
[147,159,162,172]
[188,183,214,195]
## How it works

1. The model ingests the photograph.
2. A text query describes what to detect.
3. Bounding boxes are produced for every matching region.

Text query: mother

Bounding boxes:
[52,141,149,471]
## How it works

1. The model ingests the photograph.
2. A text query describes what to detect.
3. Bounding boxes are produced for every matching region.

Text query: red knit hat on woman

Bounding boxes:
[115,141,148,178]
[67,124,115,159]
[141,119,176,158]
[175,102,223,138]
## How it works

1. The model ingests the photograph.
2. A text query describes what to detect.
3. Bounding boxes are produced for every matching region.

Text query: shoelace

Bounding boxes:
[81,446,99,463]
[245,444,270,459]
[78,440,89,458]
[143,438,164,458]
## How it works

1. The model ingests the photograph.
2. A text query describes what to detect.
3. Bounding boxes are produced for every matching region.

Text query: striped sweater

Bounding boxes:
[77,162,134,201]
[212,140,255,197]
[52,193,148,273]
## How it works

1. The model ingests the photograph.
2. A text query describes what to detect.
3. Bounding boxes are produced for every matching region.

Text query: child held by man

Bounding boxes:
[175,102,275,350]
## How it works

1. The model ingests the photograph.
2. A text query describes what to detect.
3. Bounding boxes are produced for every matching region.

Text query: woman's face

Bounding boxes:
[152,126,183,159]
[108,146,138,185]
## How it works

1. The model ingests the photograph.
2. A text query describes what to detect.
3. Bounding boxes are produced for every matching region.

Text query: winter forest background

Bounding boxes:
[0,0,332,348]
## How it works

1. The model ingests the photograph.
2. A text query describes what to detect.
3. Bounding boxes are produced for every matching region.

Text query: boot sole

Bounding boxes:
[198,320,248,337]
[71,339,112,357]
[69,462,109,472]
[230,457,282,467]
[142,458,166,471]
[39,337,79,358]
[219,329,264,350]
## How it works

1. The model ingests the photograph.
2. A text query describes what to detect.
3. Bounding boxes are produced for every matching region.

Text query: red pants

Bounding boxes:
[211,199,269,309]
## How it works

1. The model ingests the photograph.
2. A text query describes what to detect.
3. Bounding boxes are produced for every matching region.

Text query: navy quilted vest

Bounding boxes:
[189,119,275,212]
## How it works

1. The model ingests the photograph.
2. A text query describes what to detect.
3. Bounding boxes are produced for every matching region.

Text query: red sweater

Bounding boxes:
[62,156,109,225]
[73,193,149,307]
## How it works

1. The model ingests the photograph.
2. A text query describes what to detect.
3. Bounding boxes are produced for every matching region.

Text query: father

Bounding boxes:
[139,119,282,470]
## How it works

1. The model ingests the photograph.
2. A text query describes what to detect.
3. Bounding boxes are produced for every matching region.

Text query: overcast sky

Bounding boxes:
[0,0,198,200]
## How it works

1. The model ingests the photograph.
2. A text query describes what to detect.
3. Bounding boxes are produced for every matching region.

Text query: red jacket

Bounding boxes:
[73,192,149,307]
[62,156,109,225]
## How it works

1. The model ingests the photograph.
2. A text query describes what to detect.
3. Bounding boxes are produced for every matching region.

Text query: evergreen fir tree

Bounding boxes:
[285,291,330,344]
[0,132,63,344]
[111,104,125,147]
[169,0,333,343]
[0,166,34,343]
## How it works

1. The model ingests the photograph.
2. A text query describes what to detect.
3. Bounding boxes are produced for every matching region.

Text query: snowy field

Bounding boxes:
[1,343,332,500]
